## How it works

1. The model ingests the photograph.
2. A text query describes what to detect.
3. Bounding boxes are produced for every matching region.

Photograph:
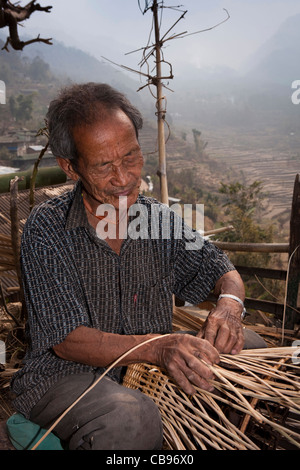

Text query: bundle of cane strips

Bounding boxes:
[30,340,299,450]
[123,347,300,450]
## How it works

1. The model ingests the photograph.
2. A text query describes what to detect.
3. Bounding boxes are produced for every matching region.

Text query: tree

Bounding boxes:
[9,93,34,123]
[216,180,274,263]
[27,56,50,81]
[0,0,52,51]
[214,180,279,300]
[192,129,208,160]
[219,180,265,217]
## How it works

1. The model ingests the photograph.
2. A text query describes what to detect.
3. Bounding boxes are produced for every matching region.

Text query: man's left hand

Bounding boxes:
[198,299,244,354]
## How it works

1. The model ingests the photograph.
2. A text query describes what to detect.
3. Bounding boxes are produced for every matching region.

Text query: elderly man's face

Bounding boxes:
[72,110,144,210]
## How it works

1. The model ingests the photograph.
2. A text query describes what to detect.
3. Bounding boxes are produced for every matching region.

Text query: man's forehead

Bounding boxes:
[74,108,134,135]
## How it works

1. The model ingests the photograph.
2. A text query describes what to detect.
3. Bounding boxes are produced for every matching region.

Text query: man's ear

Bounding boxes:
[56,157,80,181]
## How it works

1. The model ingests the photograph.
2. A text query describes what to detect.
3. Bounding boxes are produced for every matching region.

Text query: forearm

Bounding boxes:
[213,270,245,317]
[54,326,221,396]
[214,270,245,300]
[53,326,160,367]
[199,270,245,354]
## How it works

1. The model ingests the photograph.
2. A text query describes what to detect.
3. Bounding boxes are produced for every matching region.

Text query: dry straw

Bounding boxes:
[123,347,300,450]
[30,341,299,451]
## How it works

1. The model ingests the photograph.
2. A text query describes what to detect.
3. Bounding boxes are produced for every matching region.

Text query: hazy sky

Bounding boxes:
[11,0,300,74]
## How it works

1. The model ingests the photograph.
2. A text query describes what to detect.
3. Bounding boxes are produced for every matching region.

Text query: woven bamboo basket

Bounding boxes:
[123,347,300,450]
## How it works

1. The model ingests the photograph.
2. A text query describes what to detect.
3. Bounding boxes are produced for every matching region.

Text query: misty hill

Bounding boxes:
[0,33,149,112]
[245,13,300,86]
[20,39,142,102]
[166,14,300,133]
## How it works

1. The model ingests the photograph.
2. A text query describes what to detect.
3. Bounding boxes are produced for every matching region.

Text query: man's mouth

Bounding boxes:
[111,186,137,198]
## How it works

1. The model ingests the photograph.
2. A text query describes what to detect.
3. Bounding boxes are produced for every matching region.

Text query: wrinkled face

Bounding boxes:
[72,110,144,210]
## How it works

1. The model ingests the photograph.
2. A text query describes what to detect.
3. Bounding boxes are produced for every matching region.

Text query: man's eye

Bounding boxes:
[124,155,138,164]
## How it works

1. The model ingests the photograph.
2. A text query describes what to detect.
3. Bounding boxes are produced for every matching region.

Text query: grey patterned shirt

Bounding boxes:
[11,181,235,418]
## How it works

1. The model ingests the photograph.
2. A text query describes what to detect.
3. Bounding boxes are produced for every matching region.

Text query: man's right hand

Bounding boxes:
[53,327,219,396]
[152,334,219,396]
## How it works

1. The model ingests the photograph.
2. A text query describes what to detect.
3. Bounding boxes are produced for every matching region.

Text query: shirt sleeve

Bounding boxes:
[173,225,236,304]
[21,217,90,355]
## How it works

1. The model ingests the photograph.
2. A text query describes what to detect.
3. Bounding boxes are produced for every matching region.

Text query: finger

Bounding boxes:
[184,353,216,392]
[185,369,214,393]
[194,341,220,366]
[214,325,236,354]
[168,354,215,395]
[231,328,245,355]
[196,327,204,339]
[175,334,220,364]
[201,321,218,348]
[167,360,197,396]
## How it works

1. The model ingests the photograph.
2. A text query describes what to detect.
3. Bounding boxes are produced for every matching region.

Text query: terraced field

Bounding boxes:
[140,121,299,236]
[202,127,300,229]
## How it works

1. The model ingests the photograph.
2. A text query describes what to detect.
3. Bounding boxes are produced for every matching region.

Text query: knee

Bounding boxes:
[71,389,163,450]
[114,391,163,450]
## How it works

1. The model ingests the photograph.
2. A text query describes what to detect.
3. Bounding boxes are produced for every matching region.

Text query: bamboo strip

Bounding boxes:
[123,347,300,450]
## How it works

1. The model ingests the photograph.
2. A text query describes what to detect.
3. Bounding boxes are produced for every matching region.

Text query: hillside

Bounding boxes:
[245,13,300,86]
[18,38,144,107]
[0,35,149,116]
[0,19,298,236]
[165,13,300,235]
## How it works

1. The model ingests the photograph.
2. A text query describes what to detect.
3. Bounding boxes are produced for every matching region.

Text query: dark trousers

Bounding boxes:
[30,328,266,450]
[30,372,163,450]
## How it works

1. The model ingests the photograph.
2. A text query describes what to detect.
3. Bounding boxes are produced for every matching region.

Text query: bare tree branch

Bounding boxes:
[0,0,52,51]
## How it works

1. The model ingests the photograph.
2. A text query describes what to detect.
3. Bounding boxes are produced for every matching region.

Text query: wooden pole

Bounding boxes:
[212,242,289,253]
[286,174,300,329]
[10,176,26,321]
[152,0,169,205]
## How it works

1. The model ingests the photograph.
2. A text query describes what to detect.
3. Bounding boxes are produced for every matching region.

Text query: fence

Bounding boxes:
[210,174,300,330]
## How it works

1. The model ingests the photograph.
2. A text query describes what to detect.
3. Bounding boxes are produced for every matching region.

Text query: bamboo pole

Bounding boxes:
[9,177,22,290]
[286,174,300,329]
[213,241,289,253]
[152,0,169,205]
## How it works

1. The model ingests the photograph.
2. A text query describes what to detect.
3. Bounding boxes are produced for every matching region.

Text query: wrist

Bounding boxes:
[217,294,246,320]
[126,334,161,365]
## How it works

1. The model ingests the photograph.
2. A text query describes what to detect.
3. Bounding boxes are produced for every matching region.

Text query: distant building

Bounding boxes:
[0,130,52,171]
[0,129,37,156]
[12,150,55,170]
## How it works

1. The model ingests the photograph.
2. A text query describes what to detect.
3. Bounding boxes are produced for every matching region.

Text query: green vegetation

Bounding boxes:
[0,40,60,132]
[216,180,273,254]
[142,155,219,224]
[9,94,35,124]
[213,180,284,302]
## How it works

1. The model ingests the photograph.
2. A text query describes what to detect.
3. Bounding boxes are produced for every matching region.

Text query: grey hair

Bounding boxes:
[46,82,143,165]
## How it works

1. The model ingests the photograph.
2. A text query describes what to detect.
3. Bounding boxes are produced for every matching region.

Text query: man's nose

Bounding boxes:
[111,163,128,186]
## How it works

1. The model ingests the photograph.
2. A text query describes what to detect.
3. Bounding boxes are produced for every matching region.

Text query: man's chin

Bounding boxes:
[111,191,139,210]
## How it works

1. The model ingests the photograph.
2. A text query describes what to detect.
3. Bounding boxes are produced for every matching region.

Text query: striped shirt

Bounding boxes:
[11,181,234,418]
